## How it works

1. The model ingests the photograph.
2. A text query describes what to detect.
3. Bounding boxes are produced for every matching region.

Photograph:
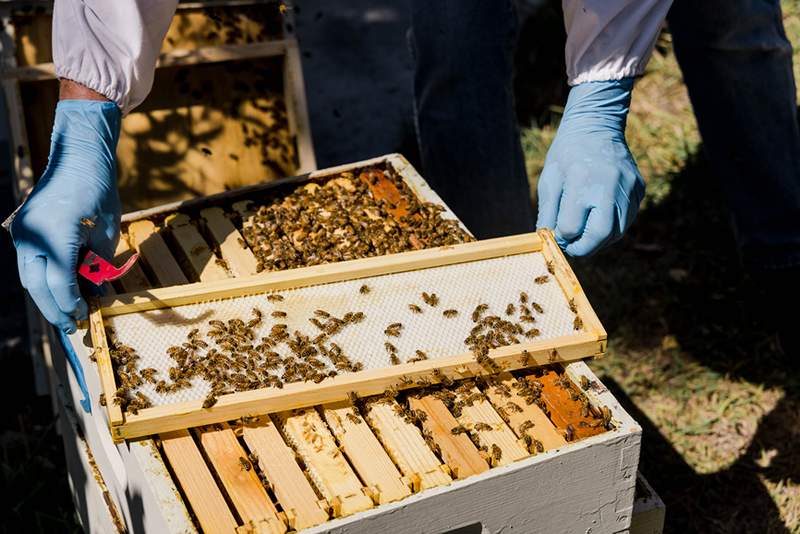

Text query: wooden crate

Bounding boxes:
[47,154,654,533]
[0,0,315,210]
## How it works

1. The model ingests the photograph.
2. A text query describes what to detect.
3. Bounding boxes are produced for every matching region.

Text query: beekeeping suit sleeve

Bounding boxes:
[563,0,673,85]
[53,0,178,114]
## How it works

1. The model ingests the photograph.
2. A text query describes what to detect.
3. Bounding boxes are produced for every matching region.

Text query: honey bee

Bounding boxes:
[546,260,555,275]
[390,354,401,365]
[409,350,428,362]
[239,456,252,471]
[531,302,544,314]
[309,317,325,330]
[600,406,612,428]
[474,422,492,432]
[568,298,577,313]
[408,304,423,314]
[203,393,218,408]
[267,294,284,302]
[384,323,403,337]
[359,284,371,295]
[471,303,489,322]
[443,309,458,318]
[573,315,584,330]
[518,420,535,434]
[533,439,544,453]
[579,375,590,390]
[491,444,503,463]
[248,308,263,328]
[519,350,533,366]
[505,303,515,316]
[450,425,468,435]
[501,401,520,414]
[421,292,439,307]
[413,409,428,423]
[271,311,287,318]
[314,309,331,318]
[534,275,549,284]
[99,393,106,406]
[346,412,361,424]
[399,375,413,386]
[519,292,528,304]
[525,328,541,339]
[564,424,575,442]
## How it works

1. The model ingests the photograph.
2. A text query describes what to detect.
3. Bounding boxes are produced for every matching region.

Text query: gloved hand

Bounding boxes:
[9,100,121,334]
[536,78,645,256]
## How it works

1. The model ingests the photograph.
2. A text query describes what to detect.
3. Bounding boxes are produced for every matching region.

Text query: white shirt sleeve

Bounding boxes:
[53,0,178,114]
[563,0,673,86]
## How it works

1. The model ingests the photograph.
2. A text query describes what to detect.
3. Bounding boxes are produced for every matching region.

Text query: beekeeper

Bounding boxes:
[9,1,798,359]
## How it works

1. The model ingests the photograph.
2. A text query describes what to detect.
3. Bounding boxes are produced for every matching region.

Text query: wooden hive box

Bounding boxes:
[0,0,315,210]
[49,154,655,533]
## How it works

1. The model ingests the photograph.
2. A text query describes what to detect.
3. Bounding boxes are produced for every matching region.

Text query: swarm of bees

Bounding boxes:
[238,166,473,273]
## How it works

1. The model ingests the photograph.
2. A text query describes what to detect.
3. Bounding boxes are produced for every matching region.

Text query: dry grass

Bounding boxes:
[520,3,800,532]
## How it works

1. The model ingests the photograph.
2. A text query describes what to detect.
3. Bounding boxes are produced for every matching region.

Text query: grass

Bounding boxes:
[520,3,800,532]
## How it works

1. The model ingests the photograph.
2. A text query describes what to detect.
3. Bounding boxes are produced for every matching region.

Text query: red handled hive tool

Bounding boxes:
[78,249,140,286]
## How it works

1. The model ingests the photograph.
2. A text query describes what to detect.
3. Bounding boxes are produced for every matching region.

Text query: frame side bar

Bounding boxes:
[87,302,124,426]
[537,229,607,349]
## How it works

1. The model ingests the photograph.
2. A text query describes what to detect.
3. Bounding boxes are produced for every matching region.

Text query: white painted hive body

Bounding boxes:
[52,155,651,533]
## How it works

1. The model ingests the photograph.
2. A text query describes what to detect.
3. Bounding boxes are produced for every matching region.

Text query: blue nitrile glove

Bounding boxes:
[536,79,645,256]
[10,100,121,334]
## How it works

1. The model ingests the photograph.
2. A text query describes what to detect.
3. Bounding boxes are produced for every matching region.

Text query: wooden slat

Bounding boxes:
[195,423,286,533]
[277,408,373,518]
[407,395,488,479]
[87,304,123,426]
[363,400,451,492]
[112,238,151,293]
[160,429,239,534]
[241,416,329,531]
[530,371,606,441]
[283,40,317,173]
[483,372,566,452]
[200,207,259,276]
[454,386,529,466]
[322,401,411,504]
[127,220,188,287]
[100,232,544,314]
[165,213,230,281]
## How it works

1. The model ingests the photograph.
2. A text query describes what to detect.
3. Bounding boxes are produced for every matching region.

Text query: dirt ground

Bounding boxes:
[1,2,799,533]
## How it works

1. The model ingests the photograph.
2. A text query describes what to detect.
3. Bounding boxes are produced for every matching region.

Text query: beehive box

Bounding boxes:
[56,154,645,533]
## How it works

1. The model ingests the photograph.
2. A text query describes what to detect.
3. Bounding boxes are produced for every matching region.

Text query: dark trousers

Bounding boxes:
[669,0,800,271]
[409,0,534,239]
[409,0,800,272]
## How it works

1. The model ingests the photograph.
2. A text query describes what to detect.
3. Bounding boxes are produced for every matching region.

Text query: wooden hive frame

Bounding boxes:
[90,228,606,442]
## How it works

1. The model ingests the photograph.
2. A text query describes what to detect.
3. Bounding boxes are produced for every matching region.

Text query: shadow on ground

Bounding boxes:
[575,150,799,533]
